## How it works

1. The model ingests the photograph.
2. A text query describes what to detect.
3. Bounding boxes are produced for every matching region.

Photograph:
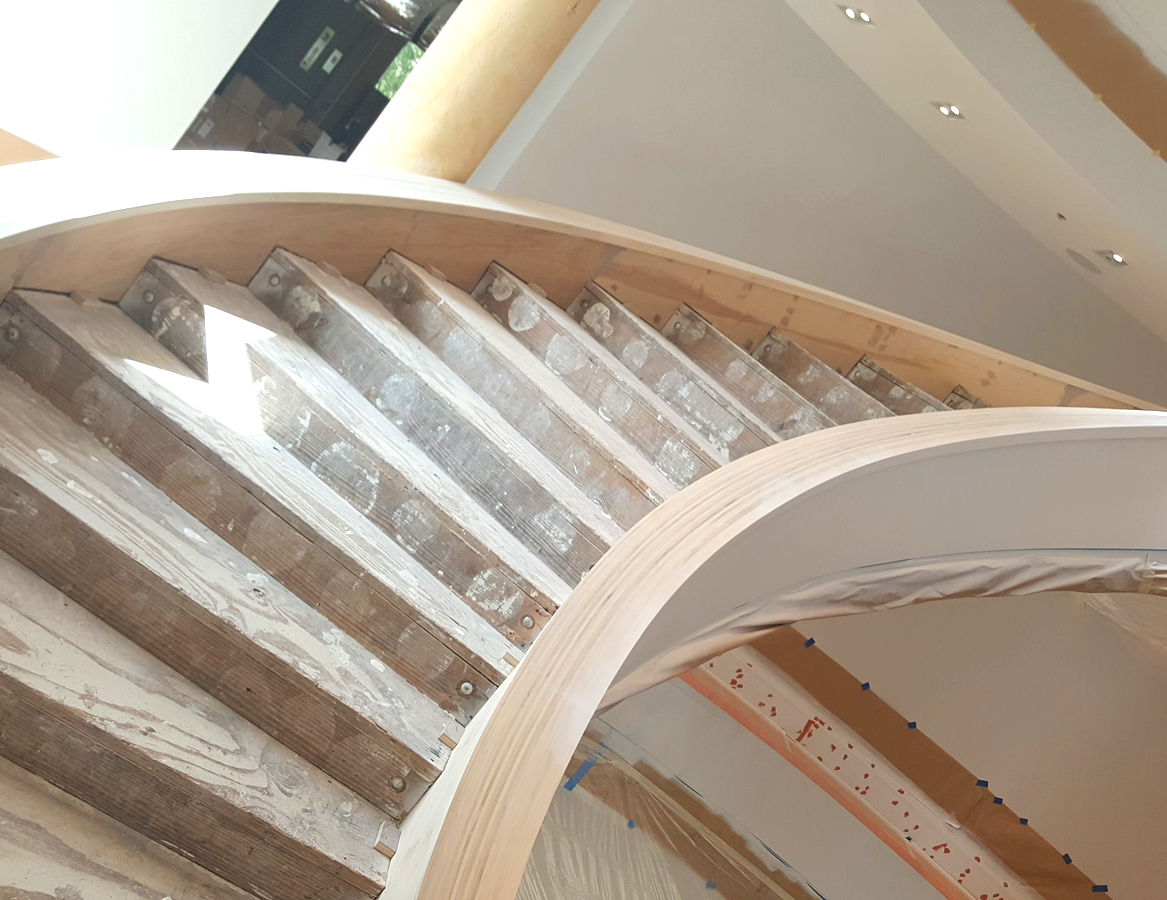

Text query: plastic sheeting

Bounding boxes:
[604,550,1167,708]
[519,780,727,900]
[1081,591,1167,660]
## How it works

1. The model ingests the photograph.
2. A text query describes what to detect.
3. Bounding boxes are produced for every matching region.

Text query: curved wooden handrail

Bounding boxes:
[385,407,1167,900]
[0,152,1153,411]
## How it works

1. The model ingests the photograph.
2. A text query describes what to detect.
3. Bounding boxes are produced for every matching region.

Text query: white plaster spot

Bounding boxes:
[581,302,614,340]
[466,568,524,617]
[598,383,633,422]
[670,313,706,345]
[183,527,208,544]
[287,285,323,327]
[544,334,586,375]
[375,375,420,416]
[522,404,553,435]
[119,470,143,488]
[36,449,58,465]
[444,327,482,366]
[489,276,515,302]
[247,572,269,587]
[64,480,95,500]
[391,499,438,553]
[564,444,591,477]
[410,299,445,340]
[754,383,776,404]
[532,508,576,554]
[369,657,386,672]
[656,439,701,486]
[726,359,749,383]
[621,339,649,370]
[507,295,541,332]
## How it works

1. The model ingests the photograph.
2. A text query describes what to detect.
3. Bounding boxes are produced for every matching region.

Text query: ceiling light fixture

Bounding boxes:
[932,102,966,120]
[1095,249,1129,268]
[840,6,873,25]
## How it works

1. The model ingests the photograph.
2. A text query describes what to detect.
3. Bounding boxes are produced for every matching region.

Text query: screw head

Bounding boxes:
[521,616,535,629]
[459,681,474,696]
[252,587,266,599]
[268,274,281,287]
[2,325,19,342]
[142,290,156,304]
[381,273,393,287]
[389,776,406,793]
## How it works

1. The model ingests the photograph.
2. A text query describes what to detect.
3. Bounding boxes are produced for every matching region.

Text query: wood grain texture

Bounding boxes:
[753,328,893,424]
[249,248,621,585]
[0,550,388,900]
[662,305,835,436]
[846,355,949,415]
[114,261,520,692]
[0,755,258,900]
[369,252,674,527]
[0,365,447,819]
[565,282,777,461]
[382,407,1167,900]
[471,266,729,484]
[0,156,1150,412]
[0,291,505,714]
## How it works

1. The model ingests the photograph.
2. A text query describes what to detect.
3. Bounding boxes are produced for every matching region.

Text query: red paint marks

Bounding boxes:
[795,718,818,743]
[974,856,981,863]
[898,789,905,795]
[892,800,899,806]
[932,843,951,855]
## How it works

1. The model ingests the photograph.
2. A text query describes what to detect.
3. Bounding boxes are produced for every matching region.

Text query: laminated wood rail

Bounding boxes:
[0,153,1161,900]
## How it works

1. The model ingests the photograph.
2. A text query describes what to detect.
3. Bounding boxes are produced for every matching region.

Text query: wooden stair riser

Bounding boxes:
[846,355,949,415]
[564,283,777,461]
[470,265,725,485]
[0,367,446,818]
[115,265,533,677]
[752,330,892,424]
[946,385,992,410]
[1,290,505,715]
[0,551,389,900]
[662,305,836,435]
[248,249,619,584]
[370,253,676,529]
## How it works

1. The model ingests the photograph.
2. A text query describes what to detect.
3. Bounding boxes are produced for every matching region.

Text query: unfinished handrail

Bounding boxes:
[384,407,1167,900]
[0,152,1152,410]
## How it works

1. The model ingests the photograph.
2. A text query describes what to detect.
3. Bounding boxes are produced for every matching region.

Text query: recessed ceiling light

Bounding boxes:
[932,102,966,119]
[839,6,873,24]
[1095,249,1129,267]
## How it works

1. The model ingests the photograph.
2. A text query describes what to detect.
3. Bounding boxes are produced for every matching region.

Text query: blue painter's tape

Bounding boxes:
[1092,887,1108,894]
[1020,817,1029,825]
[627,819,636,829]
[564,754,598,791]
[907,721,917,729]
[905,836,912,842]
[976,779,989,788]
[993,797,1003,805]
[861,682,870,690]
[1063,853,1073,865]
[805,637,816,647]
[706,882,717,890]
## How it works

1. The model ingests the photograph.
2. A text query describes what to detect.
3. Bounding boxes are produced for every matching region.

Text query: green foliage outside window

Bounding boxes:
[376,42,424,101]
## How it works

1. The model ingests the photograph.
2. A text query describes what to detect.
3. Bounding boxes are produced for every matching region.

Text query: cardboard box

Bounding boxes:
[220,73,266,118]
[250,130,306,157]
[184,96,260,151]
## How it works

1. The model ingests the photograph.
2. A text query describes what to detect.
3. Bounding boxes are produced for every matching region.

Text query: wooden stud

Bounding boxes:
[945,385,993,410]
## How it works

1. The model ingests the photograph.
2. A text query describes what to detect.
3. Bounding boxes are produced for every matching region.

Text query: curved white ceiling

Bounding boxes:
[783,0,1167,343]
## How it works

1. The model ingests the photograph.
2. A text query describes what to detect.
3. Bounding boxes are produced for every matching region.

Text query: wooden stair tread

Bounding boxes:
[565,282,778,461]
[946,385,993,410]
[471,265,728,483]
[753,329,893,424]
[0,550,389,900]
[846,355,949,415]
[114,263,532,678]
[3,287,515,712]
[249,249,621,585]
[0,365,448,818]
[368,252,674,529]
[662,305,836,436]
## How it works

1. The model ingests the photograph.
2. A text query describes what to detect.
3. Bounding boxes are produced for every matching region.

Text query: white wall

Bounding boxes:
[0,1,278,155]
[801,593,1167,900]
[481,0,1167,406]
